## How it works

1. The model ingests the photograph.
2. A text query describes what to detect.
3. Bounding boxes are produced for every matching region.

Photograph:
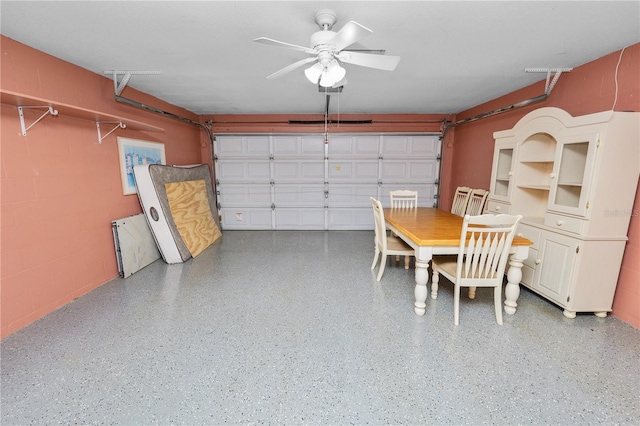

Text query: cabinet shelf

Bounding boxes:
[520,159,554,164]
[1,89,164,141]
[557,182,583,187]
[518,184,550,190]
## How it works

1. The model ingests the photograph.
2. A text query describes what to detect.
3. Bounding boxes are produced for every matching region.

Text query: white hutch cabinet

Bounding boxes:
[487,107,639,318]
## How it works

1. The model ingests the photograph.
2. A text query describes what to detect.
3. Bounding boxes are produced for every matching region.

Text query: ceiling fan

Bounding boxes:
[253,9,401,88]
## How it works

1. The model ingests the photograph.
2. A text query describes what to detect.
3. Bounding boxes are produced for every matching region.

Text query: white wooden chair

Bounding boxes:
[390,190,418,268]
[451,186,472,216]
[464,188,491,299]
[389,189,418,209]
[465,188,489,216]
[370,197,414,281]
[430,214,522,325]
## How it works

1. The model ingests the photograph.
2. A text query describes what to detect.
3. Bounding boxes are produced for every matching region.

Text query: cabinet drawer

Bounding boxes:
[544,213,586,235]
[516,224,540,247]
[522,247,539,269]
[486,200,510,214]
[521,265,535,287]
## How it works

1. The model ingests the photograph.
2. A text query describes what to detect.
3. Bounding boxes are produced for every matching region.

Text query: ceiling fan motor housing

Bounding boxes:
[314,9,337,29]
[310,30,338,51]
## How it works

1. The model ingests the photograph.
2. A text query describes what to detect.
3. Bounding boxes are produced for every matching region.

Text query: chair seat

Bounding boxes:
[432,256,501,284]
[386,235,413,253]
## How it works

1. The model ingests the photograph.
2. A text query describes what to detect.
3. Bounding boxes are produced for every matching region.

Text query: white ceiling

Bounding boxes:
[1,1,639,116]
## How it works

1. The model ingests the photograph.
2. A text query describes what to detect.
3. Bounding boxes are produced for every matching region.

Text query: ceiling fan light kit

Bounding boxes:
[254,9,400,88]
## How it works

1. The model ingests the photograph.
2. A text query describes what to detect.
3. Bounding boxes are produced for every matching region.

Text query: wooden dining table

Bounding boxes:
[384,207,532,316]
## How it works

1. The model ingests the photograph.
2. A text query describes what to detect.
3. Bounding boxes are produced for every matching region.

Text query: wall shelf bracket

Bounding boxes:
[104,70,161,96]
[96,121,126,143]
[18,105,59,136]
[525,68,573,95]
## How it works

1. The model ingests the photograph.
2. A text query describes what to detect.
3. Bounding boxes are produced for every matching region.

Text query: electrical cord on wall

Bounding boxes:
[611,46,626,111]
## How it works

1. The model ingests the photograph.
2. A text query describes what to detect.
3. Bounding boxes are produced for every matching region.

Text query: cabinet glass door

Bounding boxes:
[548,133,597,216]
[490,145,514,202]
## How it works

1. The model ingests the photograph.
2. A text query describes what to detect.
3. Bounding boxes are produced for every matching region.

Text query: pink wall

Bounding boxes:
[1,37,207,338]
[447,43,640,327]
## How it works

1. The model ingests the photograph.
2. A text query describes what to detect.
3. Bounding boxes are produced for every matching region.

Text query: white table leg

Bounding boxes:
[504,248,527,315]
[414,247,432,316]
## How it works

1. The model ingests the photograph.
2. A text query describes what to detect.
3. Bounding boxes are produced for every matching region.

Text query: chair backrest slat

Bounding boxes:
[390,190,418,209]
[451,186,472,216]
[466,188,489,215]
[457,214,522,283]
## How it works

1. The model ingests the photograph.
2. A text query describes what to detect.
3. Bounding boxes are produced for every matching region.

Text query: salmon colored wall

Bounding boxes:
[447,43,640,327]
[1,37,207,338]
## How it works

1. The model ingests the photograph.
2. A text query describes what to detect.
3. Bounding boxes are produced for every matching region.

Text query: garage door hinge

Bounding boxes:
[379,155,383,160]
[215,178,220,185]
[270,180,275,186]
[271,203,276,210]
[378,181,382,186]
[214,154,218,161]
[437,154,442,161]
[324,190,329,198]
[269,155,274,160]
[217,202,221,209]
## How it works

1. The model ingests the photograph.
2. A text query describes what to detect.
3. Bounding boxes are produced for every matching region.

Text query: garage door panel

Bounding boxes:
[273,136,325,157]
[274,160,324,182]
[275,184,325,207]
[381,160,438,181]
[382,135,440,157]
[217,136,270,158]
[218,184,271,207]
[275,208,324,230]
[327,184,377,207]
[218,160,271,182]
[409,160,438,181]
[328,160,378,182]
[328,208,374,230]
[329,135,379,157]
[221,208,272,229]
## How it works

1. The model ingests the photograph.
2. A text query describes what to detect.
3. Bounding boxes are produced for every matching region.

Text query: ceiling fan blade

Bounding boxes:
[337,51,400,71]
[253,37,316,54]
[266,57,318,79]
[329,21,372,51]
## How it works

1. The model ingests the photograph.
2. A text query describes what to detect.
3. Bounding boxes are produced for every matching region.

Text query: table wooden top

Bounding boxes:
[384,207,532,247]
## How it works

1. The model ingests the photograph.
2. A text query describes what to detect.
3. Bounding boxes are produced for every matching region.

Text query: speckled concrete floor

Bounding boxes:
[1,231,639,425]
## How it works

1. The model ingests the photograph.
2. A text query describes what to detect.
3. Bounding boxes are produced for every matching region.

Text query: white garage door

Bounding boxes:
[214,133,441,230]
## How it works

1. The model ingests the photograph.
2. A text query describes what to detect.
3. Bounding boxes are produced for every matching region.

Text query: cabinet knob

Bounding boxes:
[535,259,541,265]
[557,220,564,226]
[550,173,556,179]
[495,205,501,211]
[508,171,514,176]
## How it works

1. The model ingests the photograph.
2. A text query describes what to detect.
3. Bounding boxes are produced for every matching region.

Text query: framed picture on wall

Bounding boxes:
[117,137,166,195]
